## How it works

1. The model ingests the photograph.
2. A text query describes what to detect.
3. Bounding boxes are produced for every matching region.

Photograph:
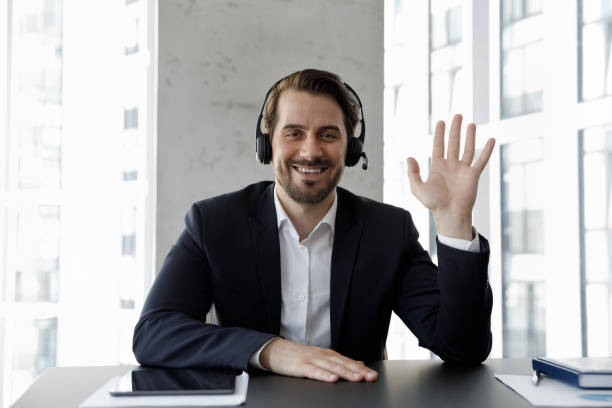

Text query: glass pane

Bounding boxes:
[503,282,528,357]
[119,255,137,309]
[15,205,60,302]
[585,283,611,356]
[447,6,462,44]
[10,318,57,405]
[502,49,524,118]
[503,138,543,164]
[525,209,544,253]
[583,152,609,230]
[583,124,606,153]
[503,281,546,357]
[431,10,448,49]
[124,107,138,129]
[124,16,139,55]
[431,71,451,123]
[524,161,544,210]
[502,0,522,25]
[392,0,410,44]
[451,67,467,116]
[501,0,543,118]
[523,42,544,113]
[504,211,525,253]
[501,141,546,357]
[429,1,464,130]
[581,124,612,357]
[583,0,612,24]
[18,126,62,190]
[526,0,542,16]
[584,230,611,282]
[581,22,611,101]
[502,165,525,212]
[11,0,64,190]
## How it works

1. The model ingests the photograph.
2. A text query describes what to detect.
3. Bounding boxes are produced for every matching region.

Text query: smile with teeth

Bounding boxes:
[295,167,325,174]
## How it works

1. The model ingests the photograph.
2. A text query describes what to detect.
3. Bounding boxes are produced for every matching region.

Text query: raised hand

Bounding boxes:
[259,338,378,383]
[406,114,495,240]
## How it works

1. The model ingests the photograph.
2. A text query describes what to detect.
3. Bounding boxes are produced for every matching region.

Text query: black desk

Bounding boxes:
[12,359,537,408]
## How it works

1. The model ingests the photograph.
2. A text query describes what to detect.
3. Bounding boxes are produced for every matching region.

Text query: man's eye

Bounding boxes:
[322,133,338,139]
[286,131,299,138]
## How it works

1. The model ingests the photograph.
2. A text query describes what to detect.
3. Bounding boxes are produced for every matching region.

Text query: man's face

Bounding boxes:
[271,89,347,205]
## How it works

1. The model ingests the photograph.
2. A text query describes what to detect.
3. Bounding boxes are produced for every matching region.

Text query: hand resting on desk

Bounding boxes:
[259,338,378,383]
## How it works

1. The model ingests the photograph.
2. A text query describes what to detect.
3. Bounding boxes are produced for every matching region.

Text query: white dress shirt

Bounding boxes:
[249,185,480,369]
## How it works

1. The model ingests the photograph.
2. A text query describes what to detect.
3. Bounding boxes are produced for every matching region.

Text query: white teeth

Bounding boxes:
[296,167,323,174]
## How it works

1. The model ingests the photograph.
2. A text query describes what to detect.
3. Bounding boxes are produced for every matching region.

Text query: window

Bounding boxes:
[10,318,57,401]
[15,206,60,303]
[579,0,612,101]
[580,124,612,357]
[386,0,612,360]
[500,139,546,357]
[500,0,543,118]
[2,1,63,402]
[0,1,156,406]
[430,0,467,129]
[124,107,139,129]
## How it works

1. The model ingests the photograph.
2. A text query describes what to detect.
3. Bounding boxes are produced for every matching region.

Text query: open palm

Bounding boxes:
[407,114,495,239]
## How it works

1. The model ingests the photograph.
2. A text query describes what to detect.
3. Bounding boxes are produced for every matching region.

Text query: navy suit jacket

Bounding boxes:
[133,181,492,371]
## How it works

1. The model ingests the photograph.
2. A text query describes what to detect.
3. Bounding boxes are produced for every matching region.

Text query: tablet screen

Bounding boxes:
[109,367,240,396]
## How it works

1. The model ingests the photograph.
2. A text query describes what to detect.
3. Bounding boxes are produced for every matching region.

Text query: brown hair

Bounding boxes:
[263,69,360,139]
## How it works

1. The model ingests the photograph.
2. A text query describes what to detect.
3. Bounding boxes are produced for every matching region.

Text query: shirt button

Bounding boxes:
[298,295,306,301]
[300,246,307,251]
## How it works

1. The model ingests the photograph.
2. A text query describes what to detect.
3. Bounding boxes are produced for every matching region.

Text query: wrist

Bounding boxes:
[259,337,284,370]
[432,212,473,240]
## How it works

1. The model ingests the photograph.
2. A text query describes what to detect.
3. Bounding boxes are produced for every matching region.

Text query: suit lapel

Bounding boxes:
[330,188,364,349]
[248,184,282,334]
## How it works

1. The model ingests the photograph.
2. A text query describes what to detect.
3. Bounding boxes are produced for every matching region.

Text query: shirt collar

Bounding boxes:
[273,184,338,236]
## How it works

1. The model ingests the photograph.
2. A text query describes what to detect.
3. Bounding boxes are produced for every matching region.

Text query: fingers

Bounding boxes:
[447,114,463,160]
[432,115,484,169]
[318,354,378,382]
[310,360,362,382]
[406,157,423,188]
[461,123,476,165]
[306,350,378,382]
[473,137,496,173]
[303,364,340,383]
[264,339,378,383]
[432,120,445,159]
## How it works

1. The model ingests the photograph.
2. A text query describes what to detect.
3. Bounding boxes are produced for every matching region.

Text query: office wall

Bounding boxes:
[156,0,384,271]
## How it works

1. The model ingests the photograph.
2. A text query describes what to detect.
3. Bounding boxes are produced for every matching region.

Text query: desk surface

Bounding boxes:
[13,359,539,408]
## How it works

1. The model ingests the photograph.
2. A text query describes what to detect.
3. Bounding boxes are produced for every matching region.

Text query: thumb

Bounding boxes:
[406,157,423,191]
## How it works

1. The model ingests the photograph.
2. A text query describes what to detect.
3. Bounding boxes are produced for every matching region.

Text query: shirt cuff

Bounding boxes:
[437,227,480,252]
[248,337,279,370]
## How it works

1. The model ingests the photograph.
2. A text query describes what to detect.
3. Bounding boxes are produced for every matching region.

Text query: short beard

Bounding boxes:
[277,159,343,204]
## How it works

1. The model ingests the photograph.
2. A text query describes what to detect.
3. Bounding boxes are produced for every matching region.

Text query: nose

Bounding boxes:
[299,132,323,160]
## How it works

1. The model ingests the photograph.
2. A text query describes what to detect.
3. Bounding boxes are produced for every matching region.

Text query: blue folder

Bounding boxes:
[532,357,612,389]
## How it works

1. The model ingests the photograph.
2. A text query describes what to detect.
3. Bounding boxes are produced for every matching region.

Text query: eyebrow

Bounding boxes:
[281,124,341,132]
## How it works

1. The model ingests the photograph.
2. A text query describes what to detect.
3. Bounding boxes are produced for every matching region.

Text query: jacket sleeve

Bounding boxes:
[393,212,492,364]
[132,204,277,371]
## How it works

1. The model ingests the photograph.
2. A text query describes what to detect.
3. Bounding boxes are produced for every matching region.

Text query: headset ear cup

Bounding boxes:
[264,134,272,164]
[261,134,272,164]
[256,133,272,164]
[345,137,363,167]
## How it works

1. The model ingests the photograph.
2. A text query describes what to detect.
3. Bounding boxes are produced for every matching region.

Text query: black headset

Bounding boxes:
[255,80,369,170]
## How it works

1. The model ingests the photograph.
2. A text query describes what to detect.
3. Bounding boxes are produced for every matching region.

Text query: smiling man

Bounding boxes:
[133,69,496,383]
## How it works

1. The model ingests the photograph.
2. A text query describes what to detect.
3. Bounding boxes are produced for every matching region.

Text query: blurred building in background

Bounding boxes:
[384,0,612,361]
[0,1,155,406]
